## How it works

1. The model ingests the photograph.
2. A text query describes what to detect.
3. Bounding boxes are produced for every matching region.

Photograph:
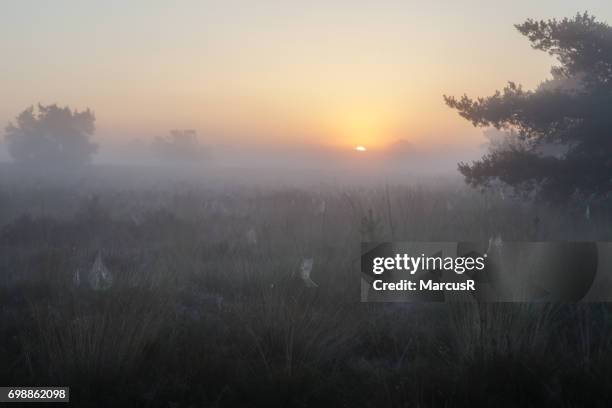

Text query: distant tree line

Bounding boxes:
[3,104,209,168]
[152,129,209,163]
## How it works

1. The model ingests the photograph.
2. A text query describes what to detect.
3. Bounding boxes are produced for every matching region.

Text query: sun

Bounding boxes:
[355,145,367,152]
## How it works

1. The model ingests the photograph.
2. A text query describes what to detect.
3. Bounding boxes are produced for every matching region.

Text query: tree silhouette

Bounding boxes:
[4,104,97,167]
[152,129,209,163]
[445,13,612,202]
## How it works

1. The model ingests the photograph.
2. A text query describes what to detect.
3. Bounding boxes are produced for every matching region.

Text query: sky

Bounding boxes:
[1,1,612,160]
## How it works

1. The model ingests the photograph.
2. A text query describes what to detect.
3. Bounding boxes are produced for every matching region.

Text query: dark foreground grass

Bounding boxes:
[1,182,612,407]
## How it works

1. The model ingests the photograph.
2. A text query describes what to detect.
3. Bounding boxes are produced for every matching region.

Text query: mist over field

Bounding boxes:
[3,1,612,407]
[2,157,612,407]
[97,140,480,175]
[0,130,483,191]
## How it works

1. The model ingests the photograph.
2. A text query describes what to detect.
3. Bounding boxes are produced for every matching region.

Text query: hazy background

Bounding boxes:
[4,5,612,406]
[2,0,612,175]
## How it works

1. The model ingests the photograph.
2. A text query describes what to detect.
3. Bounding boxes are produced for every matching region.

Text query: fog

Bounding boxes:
[3,4,612,405]
[88,136,481,186]
[0,130,484,191]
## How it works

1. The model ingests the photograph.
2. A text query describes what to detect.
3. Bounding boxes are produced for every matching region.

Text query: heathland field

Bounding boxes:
[1,169,612,407]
